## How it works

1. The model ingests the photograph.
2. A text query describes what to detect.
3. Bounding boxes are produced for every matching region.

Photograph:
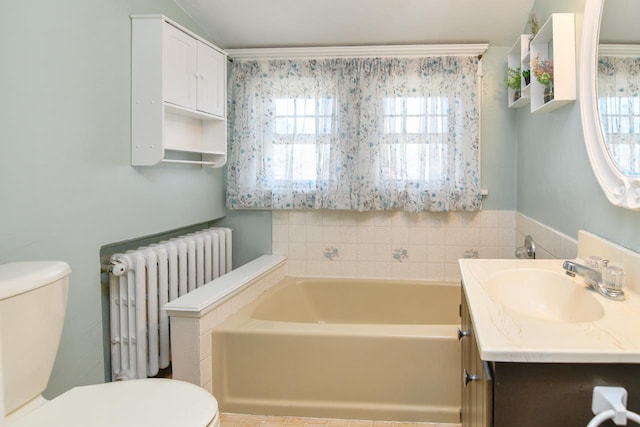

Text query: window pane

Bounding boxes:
[296,117,316,134]
[620,117,630,134]
[275,118,294,134]
[406,97,424,115]
[318,116,332,134]
[406,117,424,133]
[297,98,315,116]
[319,98,333,115]
[292,144,316,180]
[391,117,404,133]
[427,116,447,133]
[405,144,422,180]
[275,99,294,115]
[273,145,288,180]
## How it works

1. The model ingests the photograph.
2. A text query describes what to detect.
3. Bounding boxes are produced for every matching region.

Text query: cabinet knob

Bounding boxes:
[457,328,470,340]
[463,368,480,387]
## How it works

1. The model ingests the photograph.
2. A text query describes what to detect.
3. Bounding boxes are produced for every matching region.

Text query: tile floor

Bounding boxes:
[220,413,461,427]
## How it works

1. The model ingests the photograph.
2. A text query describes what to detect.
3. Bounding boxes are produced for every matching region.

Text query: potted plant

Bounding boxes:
[505,66,522,102]
[529,13,540,39]
[532,55,554,103]
[522,69,531,86]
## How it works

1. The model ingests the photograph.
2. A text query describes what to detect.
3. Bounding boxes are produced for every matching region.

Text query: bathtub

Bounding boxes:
[212,277,461,423]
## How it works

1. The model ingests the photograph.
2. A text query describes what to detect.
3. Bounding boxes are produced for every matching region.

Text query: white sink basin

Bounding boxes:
[486,268,605,323]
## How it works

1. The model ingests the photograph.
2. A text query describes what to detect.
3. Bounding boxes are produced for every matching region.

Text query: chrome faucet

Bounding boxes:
[515,235,536,259]
[562,260,625,301]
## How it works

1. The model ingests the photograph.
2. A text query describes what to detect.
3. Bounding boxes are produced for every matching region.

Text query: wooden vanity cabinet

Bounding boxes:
[461,287,640,427]
[460,287,492,427]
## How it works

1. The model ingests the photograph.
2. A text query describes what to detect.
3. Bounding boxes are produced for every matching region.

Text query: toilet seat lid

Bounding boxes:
[8,379,218,427]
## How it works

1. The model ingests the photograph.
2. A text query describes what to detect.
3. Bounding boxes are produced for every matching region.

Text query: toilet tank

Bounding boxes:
[0,261,71,416]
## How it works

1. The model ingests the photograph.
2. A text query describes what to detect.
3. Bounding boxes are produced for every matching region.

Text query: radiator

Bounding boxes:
[107,227,232,380]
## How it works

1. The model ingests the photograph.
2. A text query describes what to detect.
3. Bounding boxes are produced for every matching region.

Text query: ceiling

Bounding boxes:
[174,0,536,49]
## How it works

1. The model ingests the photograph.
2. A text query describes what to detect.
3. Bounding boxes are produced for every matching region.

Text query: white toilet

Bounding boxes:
[0,261,220,427]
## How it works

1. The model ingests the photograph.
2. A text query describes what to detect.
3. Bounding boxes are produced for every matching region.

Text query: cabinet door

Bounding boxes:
[461,288,492,427]
[196,42,225,117]
[163,23,197,109]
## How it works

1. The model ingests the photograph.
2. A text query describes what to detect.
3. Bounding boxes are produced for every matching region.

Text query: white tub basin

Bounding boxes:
[486,268,605,323]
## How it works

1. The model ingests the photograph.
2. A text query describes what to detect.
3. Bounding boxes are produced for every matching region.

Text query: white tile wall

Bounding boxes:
[272,210,517,283]
[170,263,287,391]
[515,213,578,260]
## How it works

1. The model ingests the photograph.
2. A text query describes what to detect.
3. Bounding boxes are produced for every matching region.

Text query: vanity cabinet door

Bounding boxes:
[461,288,492,427]
[163,23,197,110]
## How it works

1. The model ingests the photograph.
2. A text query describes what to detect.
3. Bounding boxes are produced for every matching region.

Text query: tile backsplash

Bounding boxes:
[272,210,516,282]
[515,213,577,260]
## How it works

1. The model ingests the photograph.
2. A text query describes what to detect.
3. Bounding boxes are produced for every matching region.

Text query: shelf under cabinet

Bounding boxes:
[164,102,225,121]
[164,147,226,155]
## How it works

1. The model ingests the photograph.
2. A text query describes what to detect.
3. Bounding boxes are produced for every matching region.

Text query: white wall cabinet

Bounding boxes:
[132,15,227,167]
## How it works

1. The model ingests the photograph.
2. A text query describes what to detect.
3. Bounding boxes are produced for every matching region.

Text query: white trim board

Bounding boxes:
[226,44,489,60]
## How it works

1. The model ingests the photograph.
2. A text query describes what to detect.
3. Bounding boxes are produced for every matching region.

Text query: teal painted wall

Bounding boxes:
[481,47,519,210]
[517,0,640,252]
[0,1,226,397]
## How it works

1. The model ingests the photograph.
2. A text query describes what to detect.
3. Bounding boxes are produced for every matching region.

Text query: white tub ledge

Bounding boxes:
[162,254,287,390]
[164,254,286,318]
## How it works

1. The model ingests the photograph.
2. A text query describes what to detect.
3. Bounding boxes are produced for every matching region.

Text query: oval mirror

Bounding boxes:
[581,0,640,210]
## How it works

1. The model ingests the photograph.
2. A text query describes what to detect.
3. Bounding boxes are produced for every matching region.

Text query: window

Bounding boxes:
[383,97,449,134]
[599,96,640,174]
[274,98,333,135]
[599,96,640,135]
[382,97,449,180]
[271,98,334,181]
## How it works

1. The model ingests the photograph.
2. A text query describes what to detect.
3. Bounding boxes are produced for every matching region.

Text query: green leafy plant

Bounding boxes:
[505,66,522,90]
[529,12,540,37]
[522,69,531,85]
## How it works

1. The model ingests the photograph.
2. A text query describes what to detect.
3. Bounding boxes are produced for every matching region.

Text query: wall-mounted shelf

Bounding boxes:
[529,13,576,113]
[507,34,532,108]
[131,15,227,167]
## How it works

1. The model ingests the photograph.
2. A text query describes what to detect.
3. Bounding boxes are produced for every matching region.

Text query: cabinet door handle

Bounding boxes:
[457,328,470,340]
[463,368,480,387]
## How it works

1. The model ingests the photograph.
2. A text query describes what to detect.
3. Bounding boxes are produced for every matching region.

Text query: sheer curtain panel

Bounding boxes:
[598,56,640,175]
[227,57,481,212]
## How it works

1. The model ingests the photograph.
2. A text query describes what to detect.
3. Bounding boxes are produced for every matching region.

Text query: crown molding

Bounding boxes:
[599,44,640,57]
[226,44,489,60]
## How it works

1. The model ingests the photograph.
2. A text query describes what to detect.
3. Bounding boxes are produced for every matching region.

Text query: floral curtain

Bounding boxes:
[226,56,481,212]
[598,56,640,175]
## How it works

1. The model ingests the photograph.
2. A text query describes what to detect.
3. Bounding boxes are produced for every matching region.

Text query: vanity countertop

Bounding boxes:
[459,258,640,363]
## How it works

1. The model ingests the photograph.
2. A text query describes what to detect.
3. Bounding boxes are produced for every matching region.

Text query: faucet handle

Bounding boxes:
[602,265,625,292]
[586,255,608,272]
